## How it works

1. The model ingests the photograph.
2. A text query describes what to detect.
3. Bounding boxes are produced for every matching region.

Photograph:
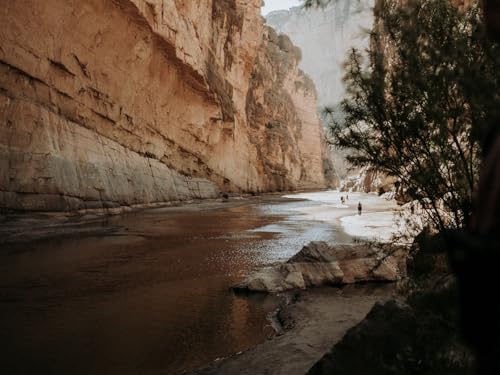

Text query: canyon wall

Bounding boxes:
[0,0,333,212]
[266,1,374,181]
[266,0,375,109]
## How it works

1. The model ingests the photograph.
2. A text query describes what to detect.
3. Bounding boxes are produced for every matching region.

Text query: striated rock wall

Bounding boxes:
[246,28,335,190]
[266,1,373,182]
[266,0,375,109]
[0,0,333,212]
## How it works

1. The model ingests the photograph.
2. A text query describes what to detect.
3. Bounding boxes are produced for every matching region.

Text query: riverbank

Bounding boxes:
[1,191,403,374]
[187,284,396,375]
[0,194,288,245]
[185,191,409,374]
[0,190,403,246]
[1,192,357,375]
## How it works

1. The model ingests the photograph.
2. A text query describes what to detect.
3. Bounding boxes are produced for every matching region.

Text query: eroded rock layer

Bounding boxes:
[0,0,333,212]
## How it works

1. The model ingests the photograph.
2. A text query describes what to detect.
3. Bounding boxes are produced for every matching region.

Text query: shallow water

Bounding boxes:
[0,192,397,374]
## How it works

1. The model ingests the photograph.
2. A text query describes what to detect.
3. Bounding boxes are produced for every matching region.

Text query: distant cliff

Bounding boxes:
[0,0,334,212]
[266,0,374,109]
[265,1,374,181]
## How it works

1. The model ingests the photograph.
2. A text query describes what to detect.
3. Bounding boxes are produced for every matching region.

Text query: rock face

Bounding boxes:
[246,27,336,191]
[307,300,418,375]
[266,0,375,109]
[234,241,408,293]
[0,0,333,212]
[307,282,474,374]
[266,1,373,182]
[340,166,397,193]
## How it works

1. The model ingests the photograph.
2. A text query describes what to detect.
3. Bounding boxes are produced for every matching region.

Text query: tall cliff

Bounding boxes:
[266,0,375,109]
[266,1,374,181]
[0,0,333,212]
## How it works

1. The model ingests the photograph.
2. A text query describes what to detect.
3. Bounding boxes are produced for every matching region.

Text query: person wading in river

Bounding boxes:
[357,202,362,215]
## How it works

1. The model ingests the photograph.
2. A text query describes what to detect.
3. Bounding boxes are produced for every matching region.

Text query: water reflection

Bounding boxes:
[0,197,351,374]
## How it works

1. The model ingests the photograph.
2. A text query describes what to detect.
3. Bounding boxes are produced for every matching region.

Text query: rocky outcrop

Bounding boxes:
[0,0,333,212]
[234,241,408,293]
[247,28,335,190]
[307,300,418,375]
[307,282,473,374]
[340,166,397,194]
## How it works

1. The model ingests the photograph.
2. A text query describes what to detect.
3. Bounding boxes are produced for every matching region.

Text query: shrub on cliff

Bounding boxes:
[326,0,500,232]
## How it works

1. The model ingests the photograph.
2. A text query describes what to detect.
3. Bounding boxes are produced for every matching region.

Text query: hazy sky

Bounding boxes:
[261,0,303,15]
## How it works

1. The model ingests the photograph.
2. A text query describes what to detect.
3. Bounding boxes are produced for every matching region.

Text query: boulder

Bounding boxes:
[307,281,474,374]
[307,300,417,375]
[234,241,408,293]
[234,266,306,293]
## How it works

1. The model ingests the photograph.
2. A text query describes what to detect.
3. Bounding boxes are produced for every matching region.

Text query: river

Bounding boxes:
[0,191,397,374]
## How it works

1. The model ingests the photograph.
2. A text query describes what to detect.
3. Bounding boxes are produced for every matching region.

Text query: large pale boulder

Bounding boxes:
[237,266,306,293]
[234,241,408,293]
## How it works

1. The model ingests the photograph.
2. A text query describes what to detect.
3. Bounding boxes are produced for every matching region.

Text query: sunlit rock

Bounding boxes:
[234,241,408,293]
[266,0,375,109]
[0,0,333,212]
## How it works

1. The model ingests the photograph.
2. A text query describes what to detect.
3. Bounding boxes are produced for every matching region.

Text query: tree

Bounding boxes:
[326,0,500,232]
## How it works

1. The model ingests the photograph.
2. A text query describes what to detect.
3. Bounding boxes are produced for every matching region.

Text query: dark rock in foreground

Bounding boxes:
[234,241,408,293]
[307,300,416,375]
[308,281,474,375]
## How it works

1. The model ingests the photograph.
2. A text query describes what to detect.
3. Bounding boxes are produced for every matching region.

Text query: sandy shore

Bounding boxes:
[187,284,395,375]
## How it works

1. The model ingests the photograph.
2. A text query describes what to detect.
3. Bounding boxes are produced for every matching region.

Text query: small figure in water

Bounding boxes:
[358,202,362,215]
[341,196,345,204]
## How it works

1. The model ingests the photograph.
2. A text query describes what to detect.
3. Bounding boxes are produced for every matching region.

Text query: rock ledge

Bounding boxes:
[234,241,408,293]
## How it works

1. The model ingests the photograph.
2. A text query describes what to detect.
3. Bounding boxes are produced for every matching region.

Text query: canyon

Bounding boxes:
[266,1,376,184]
[1,1,484,374]
[0,0,334,213]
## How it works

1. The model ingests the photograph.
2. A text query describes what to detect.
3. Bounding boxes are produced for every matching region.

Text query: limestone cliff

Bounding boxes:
[266,0,374,109]
[266,1,373,182]
[246,28,336,190]
[0,0,333,212]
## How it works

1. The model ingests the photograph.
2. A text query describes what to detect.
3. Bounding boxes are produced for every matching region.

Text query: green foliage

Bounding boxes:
[327,0,500,231]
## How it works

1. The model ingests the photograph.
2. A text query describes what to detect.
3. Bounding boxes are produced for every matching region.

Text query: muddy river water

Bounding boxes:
[0,192,394,374]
